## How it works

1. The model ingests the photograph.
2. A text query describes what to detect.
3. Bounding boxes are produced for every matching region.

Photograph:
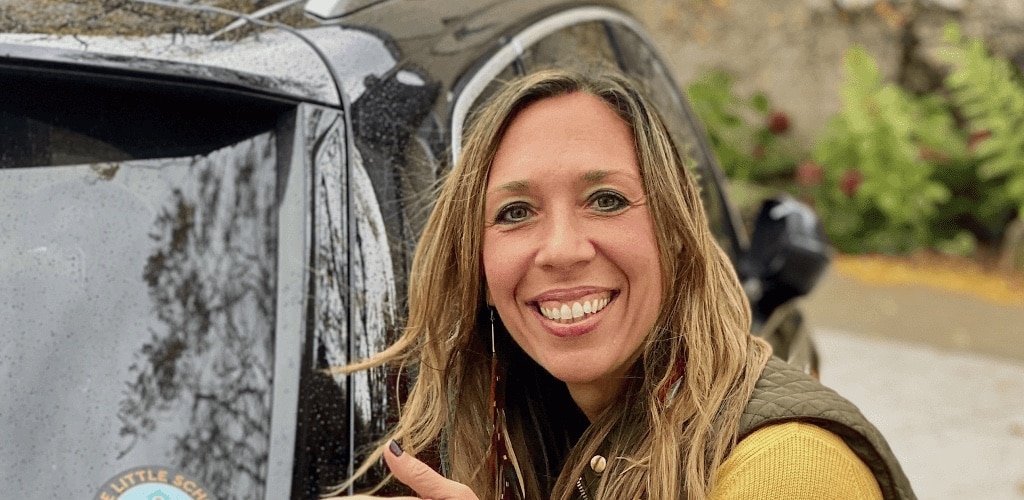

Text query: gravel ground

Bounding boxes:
[817,328,1024,499]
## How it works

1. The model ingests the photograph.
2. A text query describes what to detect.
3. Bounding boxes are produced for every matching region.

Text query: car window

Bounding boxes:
[290,103,407,497]
[519,21,618,72]
[605,22,738,260]
[452,61,521,164]
[0,73,290,499]
[291,68,448,497]
[0,73,285,169]
[470,61,523,118]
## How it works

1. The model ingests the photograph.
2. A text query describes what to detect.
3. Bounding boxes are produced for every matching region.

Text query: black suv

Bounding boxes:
[0,1,829,498]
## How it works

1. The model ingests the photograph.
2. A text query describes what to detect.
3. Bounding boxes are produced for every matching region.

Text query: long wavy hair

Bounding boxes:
[338,68,771,499]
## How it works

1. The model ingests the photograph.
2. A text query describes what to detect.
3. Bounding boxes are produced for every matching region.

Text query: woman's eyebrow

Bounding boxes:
[582,169,611,184]
[488,169,626,196]
[489,179,530,195]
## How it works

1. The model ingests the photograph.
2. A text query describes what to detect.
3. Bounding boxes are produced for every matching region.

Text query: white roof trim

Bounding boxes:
[449,6,646,165]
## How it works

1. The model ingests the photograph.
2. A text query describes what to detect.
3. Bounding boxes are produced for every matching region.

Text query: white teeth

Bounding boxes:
[539,296,612,322]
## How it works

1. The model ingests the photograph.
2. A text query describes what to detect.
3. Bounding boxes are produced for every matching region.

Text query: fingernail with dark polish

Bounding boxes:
[389,439,404,457]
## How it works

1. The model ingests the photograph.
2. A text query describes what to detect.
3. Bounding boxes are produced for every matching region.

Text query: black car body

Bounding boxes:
[0,1,829,498]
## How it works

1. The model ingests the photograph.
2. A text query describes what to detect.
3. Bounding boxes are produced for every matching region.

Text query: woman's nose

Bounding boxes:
[534,212,596,269]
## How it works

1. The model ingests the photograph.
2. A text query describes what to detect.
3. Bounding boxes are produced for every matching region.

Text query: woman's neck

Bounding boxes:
[566,377,626,422]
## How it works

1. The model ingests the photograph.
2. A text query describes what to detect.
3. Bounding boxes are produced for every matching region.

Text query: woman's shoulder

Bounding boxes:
[710,421,883,500]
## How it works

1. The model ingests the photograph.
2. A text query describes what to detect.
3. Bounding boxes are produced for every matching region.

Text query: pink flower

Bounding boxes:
[795,160,825,188]
[767,111,791,135]
[840,169,864,197]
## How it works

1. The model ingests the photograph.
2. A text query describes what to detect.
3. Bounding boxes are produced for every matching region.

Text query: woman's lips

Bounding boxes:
[528,291,617,337]
[536,292,612,323]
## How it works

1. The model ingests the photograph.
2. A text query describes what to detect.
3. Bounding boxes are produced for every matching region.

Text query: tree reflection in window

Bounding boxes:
[117,133,278,499]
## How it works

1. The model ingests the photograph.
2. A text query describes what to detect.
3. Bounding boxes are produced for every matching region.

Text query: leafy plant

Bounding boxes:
[941,23,1024,227]
[692,27,1024,261]
[686,70,799,182]
[810,46,964,253]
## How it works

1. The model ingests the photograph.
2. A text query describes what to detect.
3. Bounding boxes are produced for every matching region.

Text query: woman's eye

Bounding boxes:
[589,191,629,213]
[495,203,532,224]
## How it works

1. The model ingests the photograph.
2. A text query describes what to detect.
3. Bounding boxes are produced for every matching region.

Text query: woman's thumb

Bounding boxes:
[383,440,478,500]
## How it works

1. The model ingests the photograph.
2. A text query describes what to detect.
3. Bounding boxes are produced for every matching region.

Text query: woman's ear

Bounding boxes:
[485,287,494,306]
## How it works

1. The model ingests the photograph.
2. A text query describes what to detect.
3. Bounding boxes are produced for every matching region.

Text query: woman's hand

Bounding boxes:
[329,440,479,500]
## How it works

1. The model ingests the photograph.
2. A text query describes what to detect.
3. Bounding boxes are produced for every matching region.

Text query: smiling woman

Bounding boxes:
[328,69,915,500]
[482,92,663,421]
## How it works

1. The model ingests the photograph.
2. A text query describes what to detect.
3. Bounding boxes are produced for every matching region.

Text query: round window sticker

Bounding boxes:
[94,466,210,500]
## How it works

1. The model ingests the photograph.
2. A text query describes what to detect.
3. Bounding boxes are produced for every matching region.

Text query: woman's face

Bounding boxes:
[482,92,663,393]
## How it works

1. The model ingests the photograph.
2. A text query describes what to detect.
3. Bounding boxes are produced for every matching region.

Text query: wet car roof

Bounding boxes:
[0,31,342,105]
[0,0,629,109]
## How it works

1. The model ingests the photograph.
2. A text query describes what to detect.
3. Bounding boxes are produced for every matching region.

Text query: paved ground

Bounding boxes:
[803,268,1024,499]
[816,329,1024,499]
[804,264,1024,362]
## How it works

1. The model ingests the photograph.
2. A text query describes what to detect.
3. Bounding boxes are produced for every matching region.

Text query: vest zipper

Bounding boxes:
[575,477,591,500]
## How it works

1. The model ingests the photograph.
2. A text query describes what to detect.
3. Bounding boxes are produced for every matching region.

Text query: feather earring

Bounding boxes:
[488,308,525,499]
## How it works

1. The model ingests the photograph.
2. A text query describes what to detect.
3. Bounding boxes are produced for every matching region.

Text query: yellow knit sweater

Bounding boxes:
[709,422,883,499]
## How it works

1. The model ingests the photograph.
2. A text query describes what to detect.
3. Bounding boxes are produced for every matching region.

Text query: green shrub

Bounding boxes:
[810,46,965,253]
[796,27,1022,256]
[690,25,1024,258]
[941,24,1024,229]
[686,70,799,183]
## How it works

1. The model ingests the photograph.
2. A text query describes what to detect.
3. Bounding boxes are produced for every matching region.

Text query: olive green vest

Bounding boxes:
[574,357,917,499]
[738,357,917,500]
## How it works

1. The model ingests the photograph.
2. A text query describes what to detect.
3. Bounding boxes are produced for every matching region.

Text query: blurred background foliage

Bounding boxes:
[687,23,1024,269]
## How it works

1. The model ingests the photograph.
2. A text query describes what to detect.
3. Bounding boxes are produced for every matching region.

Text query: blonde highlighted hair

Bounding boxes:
[338,68,770,499]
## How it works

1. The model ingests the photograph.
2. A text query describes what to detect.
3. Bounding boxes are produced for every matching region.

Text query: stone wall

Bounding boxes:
[633,0,1024,149]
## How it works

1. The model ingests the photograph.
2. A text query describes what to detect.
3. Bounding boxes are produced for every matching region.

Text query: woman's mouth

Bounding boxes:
[535,292,614,324]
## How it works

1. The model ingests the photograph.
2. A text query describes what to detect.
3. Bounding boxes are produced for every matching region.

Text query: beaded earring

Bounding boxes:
[488,307,525,499]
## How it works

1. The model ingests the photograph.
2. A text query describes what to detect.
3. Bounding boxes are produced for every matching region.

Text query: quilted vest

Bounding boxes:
[737,357,917,500]
[573,357,917,499]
